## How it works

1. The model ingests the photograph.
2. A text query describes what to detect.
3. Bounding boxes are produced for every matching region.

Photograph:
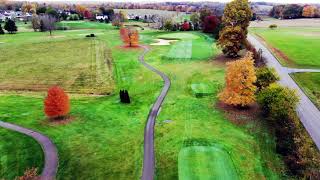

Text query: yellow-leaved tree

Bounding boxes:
[219,52,257,107]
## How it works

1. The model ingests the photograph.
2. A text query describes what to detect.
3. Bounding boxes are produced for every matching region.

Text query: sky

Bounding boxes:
[9,0,320,3]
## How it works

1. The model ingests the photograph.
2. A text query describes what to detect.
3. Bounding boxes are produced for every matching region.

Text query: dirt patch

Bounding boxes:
[255,34,296,67]
[47,35,65,39]
[44,116,76,126]
[216,101,261,126]
[150,39,178,46]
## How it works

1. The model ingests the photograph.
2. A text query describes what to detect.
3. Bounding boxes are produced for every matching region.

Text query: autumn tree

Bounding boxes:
[302,5,317,18]
[219,52,257,107]
[120,27,139,47]
[112,13,124,28]
[181,20,190,31]
[31,14,40,32]
[218,0,252,58]
[190,12,200,30]
[40,15,56,36]
[199,7,212,24]
[44,86,70,120]
[203,15,219,33]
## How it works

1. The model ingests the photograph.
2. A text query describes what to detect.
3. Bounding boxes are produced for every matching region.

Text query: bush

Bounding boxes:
[257,83,298,120]
[18,168,39,180]
[269,24,277,29]
[0,24,4,35]
[44,86,70,120]
[255,67,279,90]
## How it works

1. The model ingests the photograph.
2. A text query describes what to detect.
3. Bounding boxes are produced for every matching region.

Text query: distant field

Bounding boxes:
[292,73,320,109]
[250,18,320,28]
[0,38,114,94]
[251,27,320,68]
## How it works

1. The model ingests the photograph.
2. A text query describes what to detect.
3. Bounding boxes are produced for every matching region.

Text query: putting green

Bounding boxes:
[179,146,238,180]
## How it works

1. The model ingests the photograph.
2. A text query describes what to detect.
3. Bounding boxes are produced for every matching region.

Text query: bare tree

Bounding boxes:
[31,14,40,32]
[40,15,56,36]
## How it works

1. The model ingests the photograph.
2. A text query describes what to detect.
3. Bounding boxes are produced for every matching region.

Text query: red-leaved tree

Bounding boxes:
[203,15,220,33]
[181,21,190,31]
[120,27,139,47]
[44,86,70,120]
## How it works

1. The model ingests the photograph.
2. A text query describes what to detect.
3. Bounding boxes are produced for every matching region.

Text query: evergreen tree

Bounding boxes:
[4,19,17,34]
[0,24,4,35]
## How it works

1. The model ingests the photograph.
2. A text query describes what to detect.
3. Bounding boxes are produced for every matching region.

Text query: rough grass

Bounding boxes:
[0,38,114,94]
[251,27,320,68]
[291,72,320,109]
[179,146,238,180]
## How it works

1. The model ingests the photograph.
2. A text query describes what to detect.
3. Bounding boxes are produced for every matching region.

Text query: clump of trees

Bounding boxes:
[219,52,257,107]
[44,86,70,121]
[218,0,252,58]
[120,27,139,47]
[4,19,17,34]
[270,4,320,19]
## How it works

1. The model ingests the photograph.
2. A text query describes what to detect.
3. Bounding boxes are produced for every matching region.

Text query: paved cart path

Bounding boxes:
[0,121,58,180]
[248,34,320,150]
[139,45,171,180]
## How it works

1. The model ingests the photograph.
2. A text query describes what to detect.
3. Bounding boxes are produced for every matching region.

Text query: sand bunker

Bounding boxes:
[151,38,178,46]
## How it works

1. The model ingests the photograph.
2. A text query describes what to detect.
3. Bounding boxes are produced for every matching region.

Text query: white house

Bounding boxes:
[96,15,109,20]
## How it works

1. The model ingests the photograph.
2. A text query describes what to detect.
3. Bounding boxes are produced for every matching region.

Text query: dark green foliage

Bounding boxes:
[0,24,4,35]
[46,8,58,18]
[4,19,17,34]
[255,67,279,90]
[120,90,130,104]
[36,6,47,15]
[282,4,303,19]
[269,24,277,29]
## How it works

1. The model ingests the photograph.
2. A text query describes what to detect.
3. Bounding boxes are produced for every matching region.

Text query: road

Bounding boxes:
[248,34,320,150]
[0,121,58,180]
[139,46,171,180]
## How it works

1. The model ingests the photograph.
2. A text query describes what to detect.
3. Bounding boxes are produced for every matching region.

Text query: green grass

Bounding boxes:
[251,27,320,68]
[179,146,238,180]
[292,72,320,109]
[0,128,44,179]
[0,21,287,179]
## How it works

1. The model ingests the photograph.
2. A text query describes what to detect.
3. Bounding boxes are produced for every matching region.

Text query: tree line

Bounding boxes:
[270,4,320,19]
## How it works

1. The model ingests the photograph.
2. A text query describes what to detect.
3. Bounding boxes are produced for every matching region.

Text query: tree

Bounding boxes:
[302,5,317,18]
[45,8,58,19]
[31,14,40,32]
[4,19,17,34]
[0,24,4,35]
[199,7,211,24]
[120,27,139,47]
[112,13,124,28]
[163,19,173,31]
[203,15,219,33]
[218,52,257,107]
[36,6,47,15]
[282,4,303,19]
[269,5,285,19]
[44,86,70,120]
[255,67,279,90]
[40,15,56,36]
[181,20,190,31]
[218,26,245,57]
[218,0,252,58]
[190,12,200,25]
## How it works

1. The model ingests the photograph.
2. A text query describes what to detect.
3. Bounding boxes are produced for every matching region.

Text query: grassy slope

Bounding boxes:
[251,27,320,68]
[291,73,320,109]
[142,32,285,179]
[0,22,285,179]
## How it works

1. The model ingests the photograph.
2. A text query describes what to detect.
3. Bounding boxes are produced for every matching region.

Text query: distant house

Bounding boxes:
[96,15,109,20]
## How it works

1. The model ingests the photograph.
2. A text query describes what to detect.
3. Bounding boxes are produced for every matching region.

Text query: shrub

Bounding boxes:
[269,24,277,29]
[257,83,298,120]
[202,15,219,33]
[44,86,70,120]
[255,67,279,90]
[4,19,17,34]
[219,52,257,107]
[0,24,4,35]
[18,168,39,180]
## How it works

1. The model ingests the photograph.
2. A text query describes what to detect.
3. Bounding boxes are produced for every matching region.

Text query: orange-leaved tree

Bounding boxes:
[44,86,70,120]
[219,52,257,107]
[120,27,139,47]
[302,5,317,18]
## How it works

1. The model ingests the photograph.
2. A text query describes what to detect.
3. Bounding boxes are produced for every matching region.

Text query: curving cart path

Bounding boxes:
[248,34,320,150]
[0,121,58,180]
[139,45,171,180]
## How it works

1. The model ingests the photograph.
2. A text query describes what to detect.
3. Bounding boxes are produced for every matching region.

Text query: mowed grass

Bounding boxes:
[251,27,320,68]
[157,32,216,60]
[0,38,114,94]
[0,128,44,179]
[179,146,238,180]
[292,72,320,109]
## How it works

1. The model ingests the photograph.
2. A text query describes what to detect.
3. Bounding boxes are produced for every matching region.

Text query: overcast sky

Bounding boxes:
[10,0,320,3]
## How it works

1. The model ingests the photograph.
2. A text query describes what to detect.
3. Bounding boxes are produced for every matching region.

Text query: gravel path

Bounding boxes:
[139,45,171,180]
[248,34,320,150]
[0,121,58,180]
